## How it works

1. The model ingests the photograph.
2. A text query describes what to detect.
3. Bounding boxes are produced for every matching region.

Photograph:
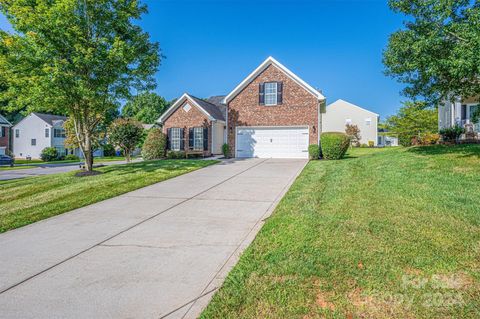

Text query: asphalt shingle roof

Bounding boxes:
[189,95,226,121]
[0,113,11,126]
[33,112,68,126]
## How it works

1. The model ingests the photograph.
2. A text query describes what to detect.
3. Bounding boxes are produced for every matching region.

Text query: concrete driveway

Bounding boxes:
[0,158,307,318]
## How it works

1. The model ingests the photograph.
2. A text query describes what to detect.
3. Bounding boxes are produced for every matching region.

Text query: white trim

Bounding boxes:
[328,99,379,117]
[223,56,325,104]
[158,93,215,123]
[234,125,310,158]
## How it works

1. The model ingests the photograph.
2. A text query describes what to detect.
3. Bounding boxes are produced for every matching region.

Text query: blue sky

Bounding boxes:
[0,0,407,119]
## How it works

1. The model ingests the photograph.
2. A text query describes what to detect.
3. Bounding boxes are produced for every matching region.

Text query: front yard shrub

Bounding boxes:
[321,132,350,160]
[103,143,116,157]
[142,128,167,160]
[222,143,230,158]
[420,133,440,145]
[166,150,185,159]
[368,140,374,147]
[65,154,80,161]
[308,144,320,160]
[40,147,59,162]
[439,125,464,142]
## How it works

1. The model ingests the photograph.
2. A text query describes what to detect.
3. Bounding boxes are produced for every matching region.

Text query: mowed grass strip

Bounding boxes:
[0,159,217,233]
[201,145,480,319]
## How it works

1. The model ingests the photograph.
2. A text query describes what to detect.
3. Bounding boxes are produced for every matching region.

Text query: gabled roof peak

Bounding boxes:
[223,56,325,103]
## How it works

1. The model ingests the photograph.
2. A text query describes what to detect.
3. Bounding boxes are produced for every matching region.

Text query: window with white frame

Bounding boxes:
[365,118,372,126]
[345,119,352,125]
[171,127,181,151]
[45,128,49,138]
[54,128,66,138]
[264,82,278,106]
[193,127,203,150]
[15,129,19,138]
[31,139,36,146]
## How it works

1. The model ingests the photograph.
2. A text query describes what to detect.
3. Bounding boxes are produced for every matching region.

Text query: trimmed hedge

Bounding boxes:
[321,132,350,160]
[308,144,320,160]
[40,147,59,162]
[142,128,167,160]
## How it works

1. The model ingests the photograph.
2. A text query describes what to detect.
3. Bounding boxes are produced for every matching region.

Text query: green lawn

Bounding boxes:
[202,145,480,319]
[0,159,217,233]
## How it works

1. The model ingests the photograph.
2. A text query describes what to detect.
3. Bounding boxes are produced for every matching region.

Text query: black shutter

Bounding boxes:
[203,127,208,151]
[259,83,265,105]
[180,128,185,150]
[461,105,467,120]
[189,128,194,149]
[166,128,172,150]
[277,82,283,104]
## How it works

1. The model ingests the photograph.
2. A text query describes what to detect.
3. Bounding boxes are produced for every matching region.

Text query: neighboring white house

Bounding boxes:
[13,113,70,159]
[377,129,399,147]
[323,99,379,145]
[438,96,480,134]
[12,112,104,159]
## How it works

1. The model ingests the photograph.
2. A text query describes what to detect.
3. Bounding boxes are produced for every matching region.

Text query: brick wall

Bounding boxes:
[227,64,319,155]
[162,99,212,155]
[0,126,9,149]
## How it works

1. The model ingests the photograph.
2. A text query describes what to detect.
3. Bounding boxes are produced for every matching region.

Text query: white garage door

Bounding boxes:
[236,126,309,159]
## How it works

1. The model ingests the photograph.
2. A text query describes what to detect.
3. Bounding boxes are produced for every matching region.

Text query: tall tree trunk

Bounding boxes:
[83,134,94,171]
[72,113,94,172]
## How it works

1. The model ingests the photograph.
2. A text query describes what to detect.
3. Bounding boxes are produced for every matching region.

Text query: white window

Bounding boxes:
[0,126,5,137]
[345,119,352,125]
[193,127,203,150]
[171,127,181,151]
[15,129,19,138]
[31,139,36,146]
[365,118,372,126]
[264,82,278,106]
[54,128,66,138]
[183,103,191,112]
[45,128,49,138]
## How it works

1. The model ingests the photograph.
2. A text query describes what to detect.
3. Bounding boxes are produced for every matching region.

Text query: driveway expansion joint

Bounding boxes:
[0,158,268,296]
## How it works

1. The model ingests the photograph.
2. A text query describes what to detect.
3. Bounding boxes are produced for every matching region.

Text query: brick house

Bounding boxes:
[0,113,12,155]
[158,57,326,158]
[158,93,226,156]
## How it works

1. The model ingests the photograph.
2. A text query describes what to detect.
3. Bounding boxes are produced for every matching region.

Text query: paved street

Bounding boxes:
[0,159,141,181]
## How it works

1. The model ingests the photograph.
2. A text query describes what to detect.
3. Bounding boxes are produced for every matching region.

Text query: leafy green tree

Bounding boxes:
[0,0,160,171]
[141,127,167,160]
[385,101,438,146]
[109,118,144,163]
[383,0,480,104]
[122,92,169,124]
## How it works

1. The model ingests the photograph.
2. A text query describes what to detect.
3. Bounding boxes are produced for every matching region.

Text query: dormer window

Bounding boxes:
[259,82,283,106]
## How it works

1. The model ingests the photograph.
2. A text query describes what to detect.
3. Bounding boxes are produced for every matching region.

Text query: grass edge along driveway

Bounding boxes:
[0,159,218,233]
[201,145,480,319]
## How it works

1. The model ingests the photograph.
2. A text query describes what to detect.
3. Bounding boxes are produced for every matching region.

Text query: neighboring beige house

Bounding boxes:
[323,99,379,146]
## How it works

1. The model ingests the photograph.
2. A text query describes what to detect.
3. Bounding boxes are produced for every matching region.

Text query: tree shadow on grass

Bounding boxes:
[99,159,215,176]
[407,144,480,158]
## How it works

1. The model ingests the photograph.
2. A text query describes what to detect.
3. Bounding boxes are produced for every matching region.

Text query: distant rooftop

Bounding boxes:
[0,113,11,126]
[33,112,68,126]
